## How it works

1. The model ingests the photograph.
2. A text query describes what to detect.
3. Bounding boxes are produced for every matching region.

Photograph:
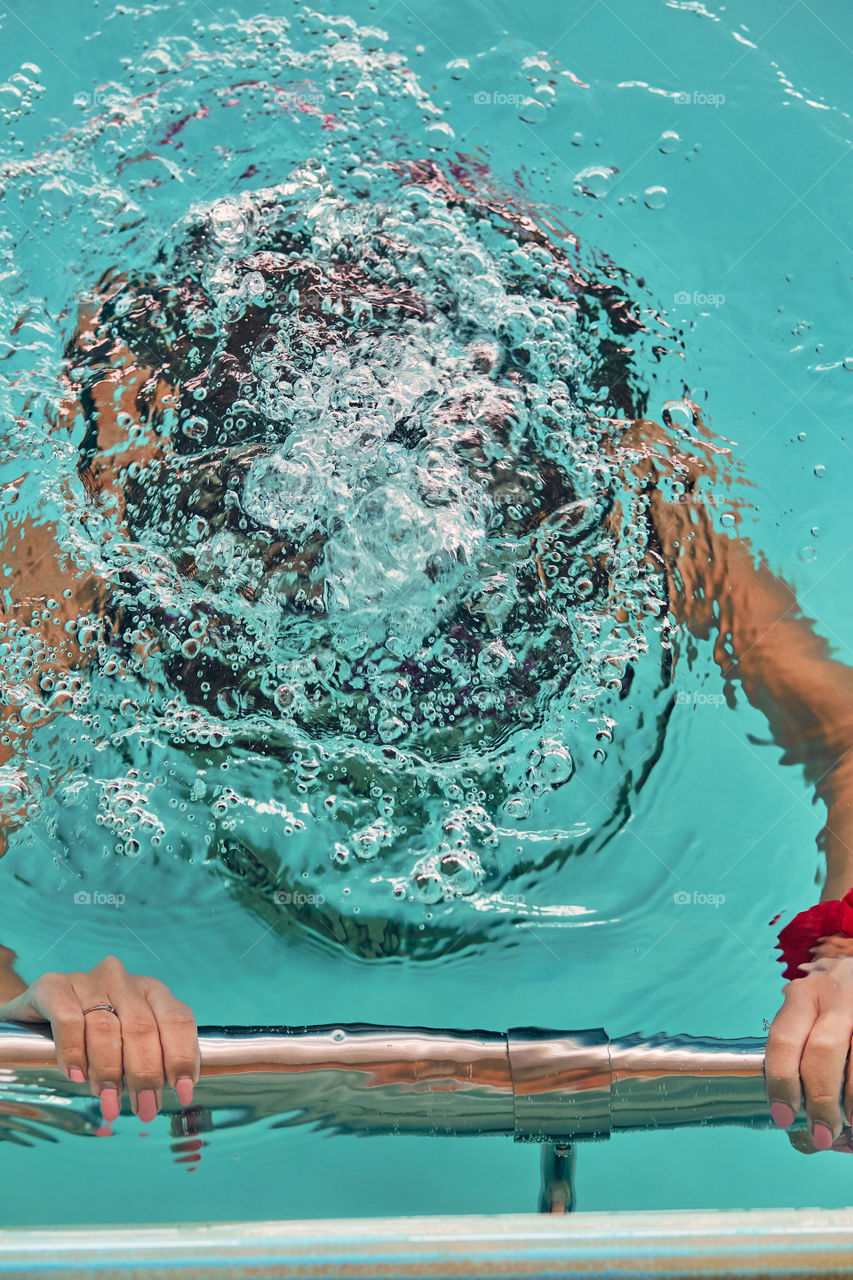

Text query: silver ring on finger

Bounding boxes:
[82,1003,119,1017]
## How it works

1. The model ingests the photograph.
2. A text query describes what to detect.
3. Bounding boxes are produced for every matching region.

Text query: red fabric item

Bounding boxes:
[776,888,853,980]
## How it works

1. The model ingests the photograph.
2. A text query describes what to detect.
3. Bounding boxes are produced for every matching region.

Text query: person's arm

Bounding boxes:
[0,530,201,1126]
[617,416,853,895]
[616,416,853,1151]
[0,292,201,1126]
[0,280,178,852]
[0,512,110,856]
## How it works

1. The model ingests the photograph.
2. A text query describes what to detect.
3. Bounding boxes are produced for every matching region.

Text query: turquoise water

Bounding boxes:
[0,0,852,1223]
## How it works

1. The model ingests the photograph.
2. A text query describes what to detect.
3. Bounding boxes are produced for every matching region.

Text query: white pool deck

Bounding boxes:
[2,1208,853,1278]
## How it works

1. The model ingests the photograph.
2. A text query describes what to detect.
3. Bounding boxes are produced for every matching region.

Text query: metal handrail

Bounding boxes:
[0,1021,778,1141]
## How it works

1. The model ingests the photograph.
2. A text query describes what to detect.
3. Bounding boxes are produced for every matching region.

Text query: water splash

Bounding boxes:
[0,12,682,957]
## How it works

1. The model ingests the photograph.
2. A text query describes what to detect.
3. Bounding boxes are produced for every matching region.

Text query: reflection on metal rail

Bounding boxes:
[0,1020,780,1141]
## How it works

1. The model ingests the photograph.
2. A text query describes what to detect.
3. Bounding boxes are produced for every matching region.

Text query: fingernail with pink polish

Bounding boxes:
[812,1123,834,1151]
[137,1090,158,1123]
[176,1077,194,1107]
[100,1086,120,1124]
[69,1067,86,1083]
[770,1101,796,1128]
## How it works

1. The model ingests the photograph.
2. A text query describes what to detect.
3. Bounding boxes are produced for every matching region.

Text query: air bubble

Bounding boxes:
[352,820,391,860]
[538,743,574,786]
[518,99,546,125]
[478,642,510,680]
[644,186,668,210]
[181,416,209,440]
[426,121,455,147]
[414,869,443,904]
[662,400,695,431]
[575,165,614,198]
[274,685,295,712]
[378,715,405,743]
[446,58,469,79]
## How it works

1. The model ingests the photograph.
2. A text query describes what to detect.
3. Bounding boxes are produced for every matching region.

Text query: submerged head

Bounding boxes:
[58,166,674,932]
[70,171,655,761]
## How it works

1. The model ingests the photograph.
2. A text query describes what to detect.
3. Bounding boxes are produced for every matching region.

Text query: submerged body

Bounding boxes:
[1,162,853,1150]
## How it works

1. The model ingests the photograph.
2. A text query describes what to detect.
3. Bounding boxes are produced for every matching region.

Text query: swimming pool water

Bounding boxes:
[0,0,851,1224]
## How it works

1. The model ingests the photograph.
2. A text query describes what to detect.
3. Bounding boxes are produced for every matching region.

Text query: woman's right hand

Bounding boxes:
[0,955,199,1125]
[765,953,853,1150]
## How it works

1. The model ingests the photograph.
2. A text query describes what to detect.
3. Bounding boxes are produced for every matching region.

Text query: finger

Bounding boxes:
[68,977,124,1120]
[799,1007,853,1146]
[144,980,200,1109]
[112,987,167,1123]
[17,973,90,1083]
[843,1049,853,1128]
[765,980,817,1126]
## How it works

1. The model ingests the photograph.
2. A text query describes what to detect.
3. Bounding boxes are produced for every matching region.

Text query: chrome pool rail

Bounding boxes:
[0,1021,783,1141]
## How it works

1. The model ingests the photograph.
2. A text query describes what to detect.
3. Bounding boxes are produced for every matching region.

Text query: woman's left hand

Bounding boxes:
[0,955,199,1125]
[765,953,853,1150]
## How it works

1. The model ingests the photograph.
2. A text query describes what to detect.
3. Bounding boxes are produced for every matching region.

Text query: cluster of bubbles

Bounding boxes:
[0,11,680,955]
[0,61,46,136]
